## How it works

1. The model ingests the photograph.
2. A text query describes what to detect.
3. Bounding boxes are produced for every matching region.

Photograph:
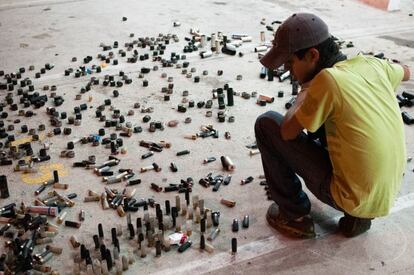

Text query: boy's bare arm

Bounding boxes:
[402,65,410,81]
[280,86,309,141]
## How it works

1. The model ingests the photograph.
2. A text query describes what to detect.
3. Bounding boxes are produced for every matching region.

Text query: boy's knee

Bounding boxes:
[255,111,284,143]
[255,111,284,130]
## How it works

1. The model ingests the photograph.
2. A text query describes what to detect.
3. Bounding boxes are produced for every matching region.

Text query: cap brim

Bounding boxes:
[260,46,290,70]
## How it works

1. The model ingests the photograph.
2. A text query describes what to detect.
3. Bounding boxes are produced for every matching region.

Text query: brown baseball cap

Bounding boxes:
[260,13,330,69]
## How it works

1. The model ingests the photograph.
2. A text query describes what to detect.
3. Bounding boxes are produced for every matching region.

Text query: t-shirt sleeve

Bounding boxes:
[295,70,336,132]
[384,62,404,90]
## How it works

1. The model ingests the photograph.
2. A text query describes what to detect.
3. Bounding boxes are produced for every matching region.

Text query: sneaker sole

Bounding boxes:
[266,211,316,239]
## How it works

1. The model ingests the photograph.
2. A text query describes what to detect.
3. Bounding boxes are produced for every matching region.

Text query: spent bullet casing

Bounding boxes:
[178,240,192,252]
[241,176,254,185]
[232,238,237,254]
[203,157,216,164]
[221,156,235,171]
[208,227,220,241]
[242,215,250,228]
[176,150,190,156]
[232,219,239,232]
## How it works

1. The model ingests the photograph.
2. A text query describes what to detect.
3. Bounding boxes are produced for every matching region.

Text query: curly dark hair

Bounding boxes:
[294,36,341,73]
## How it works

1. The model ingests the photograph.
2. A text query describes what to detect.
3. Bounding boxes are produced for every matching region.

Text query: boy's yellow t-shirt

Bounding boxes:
[295,55,406,218]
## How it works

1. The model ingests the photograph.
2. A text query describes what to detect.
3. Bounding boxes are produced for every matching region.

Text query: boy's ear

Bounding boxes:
[307,48,320,64]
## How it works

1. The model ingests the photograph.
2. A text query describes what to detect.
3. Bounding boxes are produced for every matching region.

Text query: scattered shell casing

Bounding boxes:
[57,211,67,224]
[84,195,100,202]
[79,210,85,221]
[46,245,63,254]
[70,235,80,248]
[117,205,126,217]
[53,183,68,190]
[220,198,236,208]
[207,227,220,241]
[221,156,235,171]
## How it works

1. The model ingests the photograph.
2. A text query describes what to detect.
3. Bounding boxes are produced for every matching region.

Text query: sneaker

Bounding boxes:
[266,203,316,239]
[338,213,372,238]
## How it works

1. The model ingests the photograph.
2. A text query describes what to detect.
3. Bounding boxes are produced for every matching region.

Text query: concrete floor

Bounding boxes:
[0,0,414,274]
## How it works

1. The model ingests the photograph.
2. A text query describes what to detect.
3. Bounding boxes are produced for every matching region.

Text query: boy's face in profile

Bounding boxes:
[285,49,320,85]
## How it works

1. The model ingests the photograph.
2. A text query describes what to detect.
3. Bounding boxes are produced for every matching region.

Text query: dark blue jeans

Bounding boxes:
[255,111,340,220]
